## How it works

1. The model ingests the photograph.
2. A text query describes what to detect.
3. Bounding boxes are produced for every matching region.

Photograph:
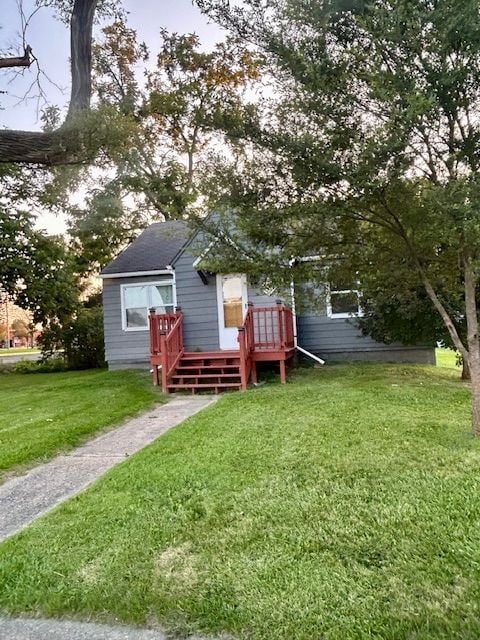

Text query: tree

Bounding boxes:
[0,202,79,325]
[61,25,260,273]
[0,0,121,165]
[11,318,30,340]
[197,0,480,434]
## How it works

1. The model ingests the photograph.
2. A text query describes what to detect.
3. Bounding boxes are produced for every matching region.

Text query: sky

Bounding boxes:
[1,0,225,233]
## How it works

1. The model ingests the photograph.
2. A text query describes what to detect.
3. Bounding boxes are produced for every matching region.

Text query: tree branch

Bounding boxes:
[0,0,98,166]
[0,46,33,69]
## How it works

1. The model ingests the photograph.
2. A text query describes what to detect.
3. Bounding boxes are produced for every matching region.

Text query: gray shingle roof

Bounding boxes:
[100,220,190,276]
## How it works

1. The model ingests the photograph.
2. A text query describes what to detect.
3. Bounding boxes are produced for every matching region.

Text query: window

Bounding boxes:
[121,281,175,331]
[327,284,363,319]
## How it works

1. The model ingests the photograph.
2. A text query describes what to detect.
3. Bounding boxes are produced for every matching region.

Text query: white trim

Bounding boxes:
[216,273,248,350]
[100,269,174,280]
[120,277,177,332]
[193,232,254,270]
[192,241,216,269]
[293,255,325,263]
[326,284,364,319]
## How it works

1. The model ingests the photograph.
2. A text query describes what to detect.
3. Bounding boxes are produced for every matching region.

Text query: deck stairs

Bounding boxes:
[167,351,242,393]
[149,302,296,393]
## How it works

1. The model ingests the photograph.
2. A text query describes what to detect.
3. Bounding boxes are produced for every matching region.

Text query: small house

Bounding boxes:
[100,220,435,391]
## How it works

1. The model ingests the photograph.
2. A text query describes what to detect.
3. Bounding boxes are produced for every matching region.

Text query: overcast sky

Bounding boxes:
[0,1,225,233]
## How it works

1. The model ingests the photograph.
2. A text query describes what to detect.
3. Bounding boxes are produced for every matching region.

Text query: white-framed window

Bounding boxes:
[326,283,363,319]
[121,280,176,331]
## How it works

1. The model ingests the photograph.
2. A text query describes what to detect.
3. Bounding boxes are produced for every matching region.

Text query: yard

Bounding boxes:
[0,369,164,482]
[1,360,479,639]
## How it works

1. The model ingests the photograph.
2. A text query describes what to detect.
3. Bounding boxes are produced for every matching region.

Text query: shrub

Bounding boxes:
[12,357,67,375]
[39,307,105,371]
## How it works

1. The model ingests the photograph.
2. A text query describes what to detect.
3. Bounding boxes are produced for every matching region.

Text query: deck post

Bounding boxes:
[247,302,255,351]
[175,307,183,351]
[238,327,248,390]
[276,299,285,349]
[251,361,257,384]
[159,330,168,393]
[149,307,158,355]
[279,359,287,384]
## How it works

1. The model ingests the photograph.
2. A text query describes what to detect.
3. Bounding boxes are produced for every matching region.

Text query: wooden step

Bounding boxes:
[181,351,240,360]
[168,382,241,390]
[176,364,240,371]
[172,373,241,380]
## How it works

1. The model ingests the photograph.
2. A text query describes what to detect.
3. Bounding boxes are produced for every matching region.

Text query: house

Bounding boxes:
[100,220,435,391]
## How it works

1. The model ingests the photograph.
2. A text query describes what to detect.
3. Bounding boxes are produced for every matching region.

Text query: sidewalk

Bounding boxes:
[0,395,216,542]
[0,617,212,639]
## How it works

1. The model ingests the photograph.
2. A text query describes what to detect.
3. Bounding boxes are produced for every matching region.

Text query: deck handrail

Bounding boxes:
[149,309,184,391]
[238,301,295,389]
[149,310,182,356]
[246,302,295,351]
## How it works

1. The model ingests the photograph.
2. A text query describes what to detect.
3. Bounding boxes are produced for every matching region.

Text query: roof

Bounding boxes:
[100,220,190,277]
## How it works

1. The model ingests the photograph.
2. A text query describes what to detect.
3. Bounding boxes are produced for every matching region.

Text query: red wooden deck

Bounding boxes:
[149,302,296,393]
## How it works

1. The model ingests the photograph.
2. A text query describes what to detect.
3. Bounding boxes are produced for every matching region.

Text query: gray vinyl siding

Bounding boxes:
[297,314,392,354]
[103,274,173,369]
[174,250,220,351]
[296,314,435,363]
[103,258,434,368]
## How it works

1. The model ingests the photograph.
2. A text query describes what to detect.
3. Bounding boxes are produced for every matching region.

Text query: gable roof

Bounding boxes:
[100,220,190,278]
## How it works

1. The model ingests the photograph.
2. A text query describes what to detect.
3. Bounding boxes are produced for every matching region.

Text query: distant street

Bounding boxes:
[0,352,41,365]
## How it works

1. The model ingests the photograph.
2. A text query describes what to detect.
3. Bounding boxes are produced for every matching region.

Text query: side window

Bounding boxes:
[327,283,362,318]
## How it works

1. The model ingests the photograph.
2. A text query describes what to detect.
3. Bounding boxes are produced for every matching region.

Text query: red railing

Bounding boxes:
[149,311,182,356]
[249,302,295,351]
[149,309,184,392]
[238,301,295,389]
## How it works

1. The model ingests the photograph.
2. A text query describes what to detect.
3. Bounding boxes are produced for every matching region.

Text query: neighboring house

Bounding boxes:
[100,220,435,379]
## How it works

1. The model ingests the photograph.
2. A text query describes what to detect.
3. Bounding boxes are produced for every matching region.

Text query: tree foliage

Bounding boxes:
[196,0,480,433]
[58,24,260,273]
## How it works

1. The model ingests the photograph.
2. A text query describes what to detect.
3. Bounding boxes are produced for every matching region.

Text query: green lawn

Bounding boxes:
[1,363,479,639]
[436,347,461,370]
[0,369,164,481]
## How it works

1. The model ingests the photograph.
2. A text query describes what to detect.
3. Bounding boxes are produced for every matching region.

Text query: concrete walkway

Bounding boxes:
[0,395,216,542]
[0,617,212,639]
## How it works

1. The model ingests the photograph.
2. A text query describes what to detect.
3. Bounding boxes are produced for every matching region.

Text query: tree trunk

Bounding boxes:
[464,255,480,435]
[462,358,470,381]
[0,0,97,166]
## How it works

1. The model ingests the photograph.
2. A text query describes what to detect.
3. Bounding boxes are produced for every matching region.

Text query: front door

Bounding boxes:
[216,274,248,350]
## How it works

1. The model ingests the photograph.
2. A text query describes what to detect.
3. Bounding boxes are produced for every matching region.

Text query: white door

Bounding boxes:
[216,274,248,350]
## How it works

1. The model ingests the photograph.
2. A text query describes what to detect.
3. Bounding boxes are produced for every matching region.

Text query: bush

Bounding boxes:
[39,307,106,371]
[12,357,67,375]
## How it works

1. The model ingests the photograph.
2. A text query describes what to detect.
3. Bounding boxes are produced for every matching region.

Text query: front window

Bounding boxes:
[122,282,174,330]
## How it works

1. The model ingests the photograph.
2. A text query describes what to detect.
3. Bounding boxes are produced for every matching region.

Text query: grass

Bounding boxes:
[1,363,479,639]
[436,347,461,370]
[0,369,165,481]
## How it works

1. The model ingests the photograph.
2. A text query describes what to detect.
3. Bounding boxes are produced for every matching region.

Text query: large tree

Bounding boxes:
[0,0,120,165]
[62,25,260,273]
[197,0,480,434]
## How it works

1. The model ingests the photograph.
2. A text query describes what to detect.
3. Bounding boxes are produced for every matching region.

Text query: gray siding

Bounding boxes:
[174,250,220,351]
[103,274,173,369]
[103,265,434,368]
[297,314,434,363]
